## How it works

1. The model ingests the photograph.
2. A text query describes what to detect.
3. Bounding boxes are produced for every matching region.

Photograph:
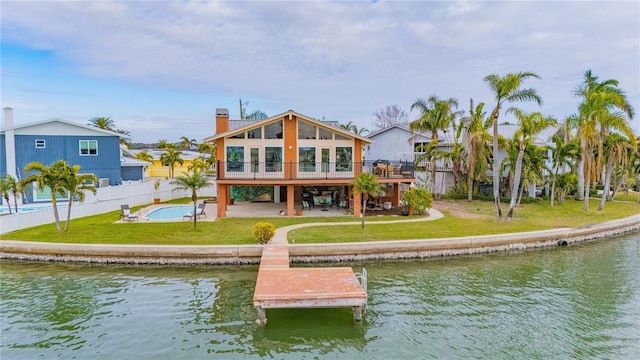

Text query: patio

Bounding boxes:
[226,201,349,218]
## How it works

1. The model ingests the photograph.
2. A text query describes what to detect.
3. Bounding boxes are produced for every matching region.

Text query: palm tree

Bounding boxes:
[548,135,581,207]
[198,142,217,172]
[135,151,154,162]
[1,174,15,214]
[117,129,133,148]
[179,136,197,150]
[160,148,184,179]
[88,117,116,131]
[350,172,386,230]
[484,72,542,219]
[187,158,209,174]
[505,109,557,219]
[156,139,171,149]
[20,160,70,232]
[62,165,97,231]
[170,172,214,229]
[572,70,634,210]
[598,133,635,211]
[340,121,369,136]
[465,99,492,201]
[410,95,462,193]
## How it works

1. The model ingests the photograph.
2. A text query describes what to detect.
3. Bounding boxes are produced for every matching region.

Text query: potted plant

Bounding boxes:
[153,179,161,204]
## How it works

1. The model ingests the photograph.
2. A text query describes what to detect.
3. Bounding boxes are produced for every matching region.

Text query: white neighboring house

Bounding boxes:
[367,122,561,196]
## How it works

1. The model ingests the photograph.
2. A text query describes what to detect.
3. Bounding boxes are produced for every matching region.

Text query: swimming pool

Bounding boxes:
[0,206,57,214]
[144,206,194,221]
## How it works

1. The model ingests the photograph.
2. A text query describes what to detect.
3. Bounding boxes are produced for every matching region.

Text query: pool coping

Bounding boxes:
[1,213,639,265]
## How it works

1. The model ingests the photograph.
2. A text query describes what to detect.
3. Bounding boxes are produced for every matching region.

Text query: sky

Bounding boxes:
[1,0,638,144]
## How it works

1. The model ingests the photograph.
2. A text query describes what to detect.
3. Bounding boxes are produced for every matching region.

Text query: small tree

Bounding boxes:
[373,104,409,129]
[401,187,433,215]
[350,172,386,229]
[253,221,275,244]
[170,172,213,229]
[21,160,71,232]
[62,165,97,231]
[0,174,15,214]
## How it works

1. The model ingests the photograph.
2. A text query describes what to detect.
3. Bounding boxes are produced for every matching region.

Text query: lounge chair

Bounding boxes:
[184,203,207,220]
[120,205,138,222]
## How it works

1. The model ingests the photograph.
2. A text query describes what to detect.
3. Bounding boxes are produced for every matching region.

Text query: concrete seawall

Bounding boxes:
[1,213,639,265]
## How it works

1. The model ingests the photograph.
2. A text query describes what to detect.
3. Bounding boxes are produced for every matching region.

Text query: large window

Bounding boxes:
[298,121,316,139]
[299,147,316,172]
[226,146,244,172]
[336,147,352,172]
[319,128,332,140]
[264,120,283,139]
[247,127,262,139]
[265,147,282,172]
[79,140,97,156]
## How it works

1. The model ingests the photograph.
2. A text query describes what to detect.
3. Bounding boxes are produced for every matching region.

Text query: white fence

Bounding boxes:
[0,180,217,234]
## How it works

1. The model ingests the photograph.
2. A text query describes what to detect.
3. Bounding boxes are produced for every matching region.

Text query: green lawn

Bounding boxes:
[2,197,637,245]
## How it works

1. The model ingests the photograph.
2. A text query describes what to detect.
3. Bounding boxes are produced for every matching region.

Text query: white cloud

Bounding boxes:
[1,0,638,141]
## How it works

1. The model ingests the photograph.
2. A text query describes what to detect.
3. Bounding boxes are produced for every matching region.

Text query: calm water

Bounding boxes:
[2,232,639,359]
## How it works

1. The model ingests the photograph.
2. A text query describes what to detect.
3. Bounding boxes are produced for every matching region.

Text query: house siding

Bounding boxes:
[0,134,6,175]
[367,127,427,163]
[15,135,121,185]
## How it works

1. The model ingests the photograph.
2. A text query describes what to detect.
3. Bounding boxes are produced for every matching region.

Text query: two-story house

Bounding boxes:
[1,107,144,204]
[205,109,415,218]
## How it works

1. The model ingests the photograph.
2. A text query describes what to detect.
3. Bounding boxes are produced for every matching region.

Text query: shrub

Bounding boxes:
[253,221,275,244]
[401,187,433,215]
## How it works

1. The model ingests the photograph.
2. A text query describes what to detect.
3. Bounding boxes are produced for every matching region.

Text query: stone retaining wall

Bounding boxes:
[1,213,638,265]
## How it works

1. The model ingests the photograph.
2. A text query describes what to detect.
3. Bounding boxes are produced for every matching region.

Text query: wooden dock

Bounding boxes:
[253,242,367,325]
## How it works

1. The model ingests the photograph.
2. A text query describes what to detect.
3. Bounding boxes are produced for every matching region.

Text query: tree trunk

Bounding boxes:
[4,195,11,214]
[583,145,593,211]
[575,136,586,200]
[192,200,198,230]
[506,144,525,219]
[597,157,615,211]
[64,194,73,232]
[467,152,475,201]
[550,166,559,207]
[52,198,62,232]
[492,113,502,220]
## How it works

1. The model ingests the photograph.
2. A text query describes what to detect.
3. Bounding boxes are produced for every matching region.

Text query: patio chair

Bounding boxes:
[196,203,207,218]
[120,205,138,222]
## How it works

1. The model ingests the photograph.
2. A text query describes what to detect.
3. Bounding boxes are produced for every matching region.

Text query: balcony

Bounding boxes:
[216,161,414,181]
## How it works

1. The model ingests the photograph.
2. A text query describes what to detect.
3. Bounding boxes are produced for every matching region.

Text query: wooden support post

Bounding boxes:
[354,306,363,323]
[256,307,267,325]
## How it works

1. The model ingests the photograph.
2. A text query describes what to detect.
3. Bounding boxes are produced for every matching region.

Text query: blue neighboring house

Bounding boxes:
[1,107,144,204]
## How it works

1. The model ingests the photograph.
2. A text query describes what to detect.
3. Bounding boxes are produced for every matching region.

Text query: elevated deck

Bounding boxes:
[253,241,367,325]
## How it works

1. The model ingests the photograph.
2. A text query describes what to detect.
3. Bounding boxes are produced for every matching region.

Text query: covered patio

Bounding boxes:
[225,201,349,218]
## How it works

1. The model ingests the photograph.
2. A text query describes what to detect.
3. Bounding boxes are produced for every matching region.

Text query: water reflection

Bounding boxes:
[1,232,639,359]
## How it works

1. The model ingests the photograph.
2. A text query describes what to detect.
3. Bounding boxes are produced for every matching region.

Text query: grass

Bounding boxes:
[2,197,638,245]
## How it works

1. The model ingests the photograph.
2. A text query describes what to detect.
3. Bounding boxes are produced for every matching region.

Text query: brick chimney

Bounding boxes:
[215,108,229,135]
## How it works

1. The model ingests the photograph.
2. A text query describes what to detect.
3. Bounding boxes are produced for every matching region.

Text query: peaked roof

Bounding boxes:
[205,110,372,144]
[1,118,124,137]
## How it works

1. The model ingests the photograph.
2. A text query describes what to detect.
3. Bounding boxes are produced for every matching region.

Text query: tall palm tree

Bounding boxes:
[505,109,557,219]
[484,72,542,219]
[548,135,581,207]
[88,117,116,131]
[21,160,70,231]
[465,99,492,201]
[160,148,184,179]
[598,133,635,211]
[170,172,214,229]
[62,165,97,231]
[350,172,386,230]
[572,70,634,211]
[410,95,461,193]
